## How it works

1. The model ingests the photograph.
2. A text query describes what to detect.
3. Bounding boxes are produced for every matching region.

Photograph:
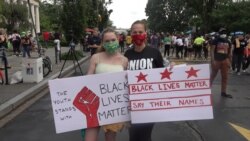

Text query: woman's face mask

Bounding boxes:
[131,33,147,46]
[103,40,119,54]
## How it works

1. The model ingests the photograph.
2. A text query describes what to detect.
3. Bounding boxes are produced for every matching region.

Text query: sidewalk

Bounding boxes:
[0,45,91,119]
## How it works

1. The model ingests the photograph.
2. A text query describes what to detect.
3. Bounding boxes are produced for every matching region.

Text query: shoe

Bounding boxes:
[221,92,233,98]
[229,69,236,74]
[237,72,241,75]
[243,69,246,73]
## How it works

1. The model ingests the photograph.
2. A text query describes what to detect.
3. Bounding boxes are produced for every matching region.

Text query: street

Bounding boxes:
[0,60,250,141]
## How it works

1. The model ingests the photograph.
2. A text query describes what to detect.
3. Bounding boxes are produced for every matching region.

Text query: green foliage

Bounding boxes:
[0,2,29,32]
[97,0,113,31]
[146,0,250,33]
[40,1,62,31]
[146,0,193,33]
[211,1,250,33]
[0,1,5,26]
[61,0,86,42]
[60,0,112,43]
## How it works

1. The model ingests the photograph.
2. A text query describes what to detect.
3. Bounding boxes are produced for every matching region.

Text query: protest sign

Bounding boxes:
[48,71,130,133]
[127,64,213,123]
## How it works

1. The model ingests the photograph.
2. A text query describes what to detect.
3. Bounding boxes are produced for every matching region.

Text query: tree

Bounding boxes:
[97,0,113,31]
[0,0,5,26]
[211,1,250,33]
[184,0,232,32]
[0,1,29,32]
[61,0,86,42]
[40,1,63,31]
[146,0,193,33]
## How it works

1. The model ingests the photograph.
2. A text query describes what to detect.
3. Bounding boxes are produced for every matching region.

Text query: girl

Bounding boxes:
[84,27,128,141]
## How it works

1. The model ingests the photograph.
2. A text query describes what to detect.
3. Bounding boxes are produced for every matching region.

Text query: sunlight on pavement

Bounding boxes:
[229,122,250,141]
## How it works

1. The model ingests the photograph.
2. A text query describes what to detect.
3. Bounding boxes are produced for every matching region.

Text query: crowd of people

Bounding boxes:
[0,28,37,59]
[84,27,250,76]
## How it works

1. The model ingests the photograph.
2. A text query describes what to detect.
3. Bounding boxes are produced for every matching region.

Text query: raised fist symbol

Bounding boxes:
[73,86,100,128]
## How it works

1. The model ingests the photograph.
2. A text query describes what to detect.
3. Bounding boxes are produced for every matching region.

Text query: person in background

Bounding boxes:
[126,31,132,49]
[42,31,50,48]
[27,31,36,51]
[0,29,10,68]
[231,32,247,75]
[210,28,232,98]
[203,35,210,60]
[242,34,250,73]
[150,32,160,49]
[20,32,32,58]
[183,34,189,59]
[193,34,205,60]
[53,29,61,52]
[119,33,126,53]
[171,33,177,57]
[163,32,172,58]
[186,34,193,60]
[88,27,101,56]
[175,34,184,59]
[79,27,128,141]
[11,30,21,56]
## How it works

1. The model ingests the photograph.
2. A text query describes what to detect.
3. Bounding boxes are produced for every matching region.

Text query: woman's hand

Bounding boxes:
[169,62,175,71]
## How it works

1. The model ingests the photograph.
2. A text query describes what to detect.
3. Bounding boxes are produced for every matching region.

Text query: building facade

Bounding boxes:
[4,0,40,34]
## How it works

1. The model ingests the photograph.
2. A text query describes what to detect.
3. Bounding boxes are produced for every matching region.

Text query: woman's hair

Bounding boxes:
[131,20,147,31]
[96,27,117,53]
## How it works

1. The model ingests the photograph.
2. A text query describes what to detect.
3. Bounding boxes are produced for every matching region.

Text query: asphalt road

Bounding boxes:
[0,61,250,141]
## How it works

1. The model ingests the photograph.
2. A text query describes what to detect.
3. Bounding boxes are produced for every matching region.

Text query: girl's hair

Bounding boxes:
[96,27,117,53]
[131,20,147,31]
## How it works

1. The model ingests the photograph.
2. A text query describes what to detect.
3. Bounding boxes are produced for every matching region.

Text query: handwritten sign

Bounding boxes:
[48,71,130,133]
[127,64,213,123]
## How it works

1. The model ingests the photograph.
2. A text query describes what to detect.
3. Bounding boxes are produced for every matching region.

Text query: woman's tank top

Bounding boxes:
[95,55,124,74]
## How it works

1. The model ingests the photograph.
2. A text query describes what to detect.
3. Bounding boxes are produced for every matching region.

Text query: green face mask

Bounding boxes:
[103,41,119,54]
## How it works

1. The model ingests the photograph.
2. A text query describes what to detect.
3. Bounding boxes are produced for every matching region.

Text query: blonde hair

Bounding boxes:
[96,27,118,53]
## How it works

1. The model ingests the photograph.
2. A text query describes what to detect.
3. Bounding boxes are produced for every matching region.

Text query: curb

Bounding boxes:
[0,55,91,119]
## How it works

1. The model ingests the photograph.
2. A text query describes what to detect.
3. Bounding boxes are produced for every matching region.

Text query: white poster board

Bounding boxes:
[48,71,130,133]
[127,64,213,123]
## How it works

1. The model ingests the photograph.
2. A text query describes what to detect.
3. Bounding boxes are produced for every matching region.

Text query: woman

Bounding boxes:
[84,27,128,141]
[243,34,250,72]
[0,29,9,68]
[163,33,171,58]
[20,32,32,58]
[124,20,166,141]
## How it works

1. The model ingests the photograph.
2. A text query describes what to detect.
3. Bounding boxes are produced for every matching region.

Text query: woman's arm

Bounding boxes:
[87,54,98,75]
[123,56,128,70]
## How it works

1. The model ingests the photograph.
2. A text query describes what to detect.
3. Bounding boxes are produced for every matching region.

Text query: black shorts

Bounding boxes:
[187,48,193,52]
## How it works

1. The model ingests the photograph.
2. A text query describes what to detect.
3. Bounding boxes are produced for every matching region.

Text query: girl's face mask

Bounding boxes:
[103,40,119,54]
[132,33,147,46]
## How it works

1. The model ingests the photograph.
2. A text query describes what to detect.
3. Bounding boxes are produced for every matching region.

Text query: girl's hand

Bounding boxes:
[169,62,175,71]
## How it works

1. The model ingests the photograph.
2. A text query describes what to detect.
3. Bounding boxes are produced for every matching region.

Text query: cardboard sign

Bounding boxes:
[48,71,130,133]
[127,64,213,123]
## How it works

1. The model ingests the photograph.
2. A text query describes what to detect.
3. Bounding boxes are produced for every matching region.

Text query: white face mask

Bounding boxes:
[220,34,227,38]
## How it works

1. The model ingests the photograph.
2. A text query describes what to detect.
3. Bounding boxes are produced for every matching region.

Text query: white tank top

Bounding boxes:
[94,54,124,74]
[95,63,123,74]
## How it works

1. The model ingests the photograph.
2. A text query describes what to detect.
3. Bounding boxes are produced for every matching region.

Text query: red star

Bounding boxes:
[185,67,200,78]
[160,69,172,80]
[136,72,148,82]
